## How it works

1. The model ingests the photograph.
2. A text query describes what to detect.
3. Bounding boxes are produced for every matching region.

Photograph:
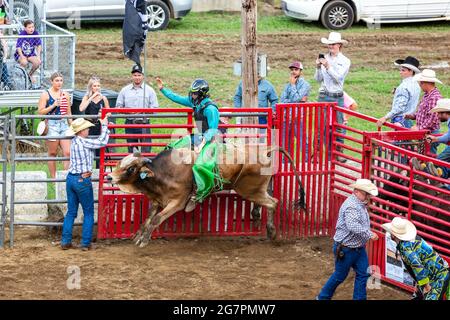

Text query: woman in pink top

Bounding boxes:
[38,72,72,178]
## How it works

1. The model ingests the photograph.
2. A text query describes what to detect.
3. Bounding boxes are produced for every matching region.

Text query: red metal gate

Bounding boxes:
[329,105,450,292]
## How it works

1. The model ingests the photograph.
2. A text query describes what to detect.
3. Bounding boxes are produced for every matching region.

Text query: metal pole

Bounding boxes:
[9,114,16,248]
[0,115,8,248]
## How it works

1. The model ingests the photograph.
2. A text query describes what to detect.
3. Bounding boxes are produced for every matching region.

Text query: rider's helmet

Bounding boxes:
[189,79,209,105]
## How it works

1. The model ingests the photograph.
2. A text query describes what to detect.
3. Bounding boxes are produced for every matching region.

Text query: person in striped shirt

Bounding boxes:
[317,179,379,300]
[61,116,110,251]
[38,72,72,178]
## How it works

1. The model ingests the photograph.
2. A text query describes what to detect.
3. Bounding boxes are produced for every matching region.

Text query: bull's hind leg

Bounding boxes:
[242,191,278,240]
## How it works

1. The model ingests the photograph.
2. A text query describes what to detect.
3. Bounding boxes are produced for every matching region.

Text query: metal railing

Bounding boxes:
[0,115,8,247]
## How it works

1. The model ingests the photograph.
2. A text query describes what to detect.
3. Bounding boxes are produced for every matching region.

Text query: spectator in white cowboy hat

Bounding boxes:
[404,69,443,155]
[377,56,421,128]
[425,98,450,181]
[61,116,110,251]
[317,179,379,300]
[382,217,450,300]
[280,60,311,157]
[315,32,351,162]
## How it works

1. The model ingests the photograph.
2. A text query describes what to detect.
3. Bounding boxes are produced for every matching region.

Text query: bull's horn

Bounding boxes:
[133,147,141,157]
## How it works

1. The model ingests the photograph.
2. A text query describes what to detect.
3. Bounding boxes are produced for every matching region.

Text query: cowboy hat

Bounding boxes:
[414,69,443,84]
[394,56,420,74]
[349,178,378,196]
[431,98,450,113]
[65,118,94,136]
[382,217,417,241]
[321,32,348,45]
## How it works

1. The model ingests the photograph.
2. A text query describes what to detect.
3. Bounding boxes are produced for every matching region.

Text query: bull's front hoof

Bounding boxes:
[266,225,277,241]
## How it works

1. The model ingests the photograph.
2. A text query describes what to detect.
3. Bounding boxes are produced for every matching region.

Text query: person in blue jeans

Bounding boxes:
[280,60,310,157]
[315,32,351,162]
[317,179,379,300]
[61,116,110,251]
[426,98,450,181]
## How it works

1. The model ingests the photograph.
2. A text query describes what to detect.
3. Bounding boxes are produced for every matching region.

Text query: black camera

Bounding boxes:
[318,53,325,59]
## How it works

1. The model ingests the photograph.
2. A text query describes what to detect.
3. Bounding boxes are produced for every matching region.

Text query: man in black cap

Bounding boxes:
[377,56,421,128]
[116,64,159,154]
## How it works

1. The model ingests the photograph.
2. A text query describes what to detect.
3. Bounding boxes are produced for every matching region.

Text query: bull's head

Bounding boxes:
[107,149,154,194]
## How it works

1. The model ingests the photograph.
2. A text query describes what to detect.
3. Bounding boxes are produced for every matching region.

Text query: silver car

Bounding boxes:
[14,0,193,31]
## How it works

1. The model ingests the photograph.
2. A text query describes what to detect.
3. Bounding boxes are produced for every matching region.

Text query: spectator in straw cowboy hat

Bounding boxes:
[377,56,421,128]
[405,69,443,154]
[317,179,379,300]
[382,217,450,300]
[315,32,351,162]
[61,116,110,251]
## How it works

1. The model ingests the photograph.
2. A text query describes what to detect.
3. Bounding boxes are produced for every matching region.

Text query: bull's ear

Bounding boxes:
[139,166,154,180]
[133,147,141,157]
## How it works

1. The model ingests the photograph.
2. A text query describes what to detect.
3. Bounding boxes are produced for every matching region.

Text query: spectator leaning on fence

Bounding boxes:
[79,75,110,169]
[317,179,379,300]
[233,74,278,126]
[280,60,310,156]
[425,98,450,180]
[382,217,450,300]
[14,19,42,80]
[377,56,421,128]
[61,116,110,251]
[404,69,443,155]
[38,72,72,178]
[116,64,158,154]
[315,32,351,161]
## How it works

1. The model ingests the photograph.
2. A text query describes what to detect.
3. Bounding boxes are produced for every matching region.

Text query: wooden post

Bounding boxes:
[241,0,258,125]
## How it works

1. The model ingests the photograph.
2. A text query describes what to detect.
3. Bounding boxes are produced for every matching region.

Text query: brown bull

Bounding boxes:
[107,144,306,247]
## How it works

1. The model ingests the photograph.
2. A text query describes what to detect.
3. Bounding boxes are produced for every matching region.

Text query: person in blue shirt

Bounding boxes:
[233,76,278,125]
[156,77,223,212]
[280,60,311,157]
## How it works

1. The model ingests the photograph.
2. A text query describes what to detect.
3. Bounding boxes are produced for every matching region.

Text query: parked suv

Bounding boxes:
[282,0,450,30]
[13,0,193,31]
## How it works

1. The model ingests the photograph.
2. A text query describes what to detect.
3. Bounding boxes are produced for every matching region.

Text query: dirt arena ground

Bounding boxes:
[0,227,409,300]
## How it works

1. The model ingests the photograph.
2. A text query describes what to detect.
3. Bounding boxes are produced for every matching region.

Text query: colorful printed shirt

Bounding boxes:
[397,238,449,299]
[14,30,42,60]
[333,194,372,248]
[414,87,442,131]
[385,76,421,120]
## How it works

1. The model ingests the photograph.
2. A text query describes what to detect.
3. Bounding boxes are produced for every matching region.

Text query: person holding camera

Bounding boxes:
[314,32,351,162]
[317,179,379,300]
[116,64,159,154]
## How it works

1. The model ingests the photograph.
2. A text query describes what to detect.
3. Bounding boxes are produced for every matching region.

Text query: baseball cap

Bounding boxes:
[131,64,143,74]
[288,61,303,70]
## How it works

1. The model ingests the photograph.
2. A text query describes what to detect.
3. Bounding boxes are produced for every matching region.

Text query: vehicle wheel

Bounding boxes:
[320,1,354,30]
[146,0,170,31]
[13,0,43,27]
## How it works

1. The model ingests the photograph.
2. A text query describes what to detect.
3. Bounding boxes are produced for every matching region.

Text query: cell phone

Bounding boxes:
[318,53,325,59]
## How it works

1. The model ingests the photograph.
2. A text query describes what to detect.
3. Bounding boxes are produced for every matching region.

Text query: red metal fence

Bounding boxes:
[97,104,450,293]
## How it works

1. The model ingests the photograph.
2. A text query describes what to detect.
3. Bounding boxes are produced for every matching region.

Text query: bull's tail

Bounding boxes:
[267,146,306,210]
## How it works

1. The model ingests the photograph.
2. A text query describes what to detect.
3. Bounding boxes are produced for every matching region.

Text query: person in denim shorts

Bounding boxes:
[38,72,72,178]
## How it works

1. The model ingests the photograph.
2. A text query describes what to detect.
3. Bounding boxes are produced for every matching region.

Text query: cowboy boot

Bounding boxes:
[426,162,443,177]
[336,146,347,163]
[184,186,197,212]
